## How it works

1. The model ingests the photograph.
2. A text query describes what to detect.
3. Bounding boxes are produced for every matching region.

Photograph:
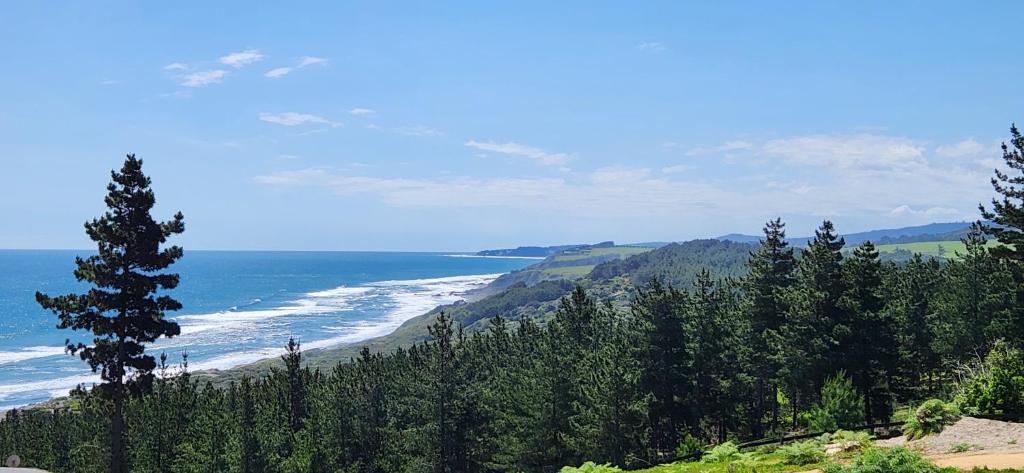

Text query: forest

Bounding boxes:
[4,127,1024,472]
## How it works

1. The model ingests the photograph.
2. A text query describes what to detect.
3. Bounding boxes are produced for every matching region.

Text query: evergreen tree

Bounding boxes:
[980,124,1024,347]
[686,270,747,442]
[633,278,690,457]
[35,154,185,473]
[893,254,943,400]
[843,241,897,422]
[776,221,846,424]
[743,218,796,435]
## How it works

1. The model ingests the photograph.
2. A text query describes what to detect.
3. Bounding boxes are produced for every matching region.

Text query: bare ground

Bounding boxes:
[878,416,1024,456]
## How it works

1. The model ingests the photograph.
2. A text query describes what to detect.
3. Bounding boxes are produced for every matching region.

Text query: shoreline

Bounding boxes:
[0,271,509,412]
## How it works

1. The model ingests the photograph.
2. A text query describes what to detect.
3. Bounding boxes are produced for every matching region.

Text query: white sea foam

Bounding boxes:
[301,273,499,351]
[0,272,504,408]
[0,346,67,365]
[0,373,100,401]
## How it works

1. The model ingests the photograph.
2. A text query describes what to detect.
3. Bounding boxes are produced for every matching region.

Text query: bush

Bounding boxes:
[778,440,825,465]
[700,441,751,464]
[829,429,873,448]
[808,371,865,432]
[956,342,1024,421]
[559,462,622,473]
[904,399,960,440]
[822,447,943,473]
[675,433,704,458]
[947,442,977,453]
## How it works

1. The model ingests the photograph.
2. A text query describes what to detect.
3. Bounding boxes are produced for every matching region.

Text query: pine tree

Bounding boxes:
[776,220,847,425]
[980,124,1024,347]
[633,278,690,457]
[743,218,796,435]
[843,241,897,422]
[35,154,184,473]
[893,254,943,399]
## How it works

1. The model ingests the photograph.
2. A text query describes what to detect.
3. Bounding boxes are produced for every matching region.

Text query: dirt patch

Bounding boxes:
[877,416,1024,455]
[932,452,1024,469]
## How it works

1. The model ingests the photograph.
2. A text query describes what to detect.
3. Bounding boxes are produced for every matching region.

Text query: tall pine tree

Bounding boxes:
[36,154,184,473]
[743,218,795,435]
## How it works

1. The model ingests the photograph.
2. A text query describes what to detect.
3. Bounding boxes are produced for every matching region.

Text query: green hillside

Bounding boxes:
[873,239,999,259]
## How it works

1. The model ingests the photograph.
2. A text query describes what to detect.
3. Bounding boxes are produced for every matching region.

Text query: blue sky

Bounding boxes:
[2,1,1022,251]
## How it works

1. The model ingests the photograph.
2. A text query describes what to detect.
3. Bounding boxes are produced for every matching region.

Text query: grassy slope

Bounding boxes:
[873,240,999,259]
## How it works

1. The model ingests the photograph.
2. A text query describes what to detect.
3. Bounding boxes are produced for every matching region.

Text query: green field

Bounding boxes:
[552,246,651,262]
[872,240,998,258]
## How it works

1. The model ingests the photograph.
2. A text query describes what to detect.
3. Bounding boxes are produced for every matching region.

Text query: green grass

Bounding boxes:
[872,240,999,259]
[544,265,598,277]
[552,246,651,262]
[630,451,823,473]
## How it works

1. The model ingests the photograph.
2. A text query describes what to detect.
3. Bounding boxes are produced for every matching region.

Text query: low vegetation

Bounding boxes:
[904,399,961,440]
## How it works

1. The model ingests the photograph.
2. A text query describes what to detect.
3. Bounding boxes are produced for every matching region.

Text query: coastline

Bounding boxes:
[0,270,510,412]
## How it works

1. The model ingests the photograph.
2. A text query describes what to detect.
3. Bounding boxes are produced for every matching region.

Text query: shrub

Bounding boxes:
[675,433,704,458]
[778,440,825,465]
[955,341,1024,421]
[700,441,751,464]
[559,462,622,473]
[822,447,943,473]
[947,442,977,453]
[830,429,873,448]
[808,371,865,432]
[904,399,960,440]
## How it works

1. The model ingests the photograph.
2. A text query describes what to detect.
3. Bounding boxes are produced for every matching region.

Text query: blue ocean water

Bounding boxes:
[0,250,536,409]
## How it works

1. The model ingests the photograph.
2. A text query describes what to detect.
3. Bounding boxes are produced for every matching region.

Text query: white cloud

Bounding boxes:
[181,70,228,87]
[465,140,573,166]
[889,205,962,218]
[298,56,327,67]
[265,67,292,78]
[220,49,265,68]
[762,134,924,169]
[661,164,690,174]
[349,108,376,116]
[936,138,989,158]
[637,42,668,52]
[264,56,327,79]
[686,140,754,156]
[258,112,340,127]
[163,62,188,71]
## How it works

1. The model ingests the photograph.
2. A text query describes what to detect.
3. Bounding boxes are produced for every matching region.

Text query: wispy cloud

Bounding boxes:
[298,56,327,67]
[163,62,188,71]
[464,140,573,166]
[220,49,264,68]
[349,108,376,116]
[686,140,754,156]
[265,67,292,78]
[264,56,328,79]
[661,164,690,174]
[181,70,228,87]
[637,42,668,52]
[935,138,990,158]
[259,112,341,127]
[761,134,924,169]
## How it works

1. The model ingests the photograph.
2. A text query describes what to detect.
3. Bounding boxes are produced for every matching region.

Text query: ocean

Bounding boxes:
[0,250,536,409]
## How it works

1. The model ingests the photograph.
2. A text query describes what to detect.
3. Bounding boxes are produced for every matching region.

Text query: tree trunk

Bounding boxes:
[111,382,125,473]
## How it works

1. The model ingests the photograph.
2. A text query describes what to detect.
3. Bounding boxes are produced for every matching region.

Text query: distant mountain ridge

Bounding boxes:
[717,221,977,246]
[475,241,616,257]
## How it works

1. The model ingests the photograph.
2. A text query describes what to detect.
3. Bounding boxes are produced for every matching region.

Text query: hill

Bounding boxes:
[474,241,614,257]
[717,221,975,246]
[468,243,652,299]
